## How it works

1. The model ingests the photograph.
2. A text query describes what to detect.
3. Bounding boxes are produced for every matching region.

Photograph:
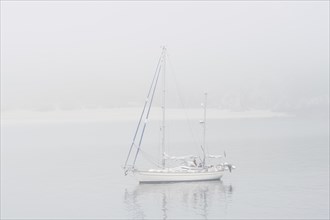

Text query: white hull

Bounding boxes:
[134,170,224,183]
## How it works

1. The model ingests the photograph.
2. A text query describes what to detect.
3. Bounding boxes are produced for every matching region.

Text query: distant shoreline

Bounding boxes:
[1,108,292,125]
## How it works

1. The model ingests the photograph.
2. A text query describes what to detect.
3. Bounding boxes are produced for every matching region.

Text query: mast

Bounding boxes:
[161,47,166,168]
[202,92,207,167]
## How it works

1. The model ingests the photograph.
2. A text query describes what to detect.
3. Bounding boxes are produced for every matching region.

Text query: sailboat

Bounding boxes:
[123,47,235,183]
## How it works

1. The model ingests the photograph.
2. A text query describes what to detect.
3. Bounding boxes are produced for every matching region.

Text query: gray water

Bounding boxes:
[1,116,329,219]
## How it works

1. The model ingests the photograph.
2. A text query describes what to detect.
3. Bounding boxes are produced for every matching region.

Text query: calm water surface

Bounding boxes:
[1,116,329,219]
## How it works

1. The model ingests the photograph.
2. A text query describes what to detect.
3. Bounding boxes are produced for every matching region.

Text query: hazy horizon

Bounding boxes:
[1,1,329,117]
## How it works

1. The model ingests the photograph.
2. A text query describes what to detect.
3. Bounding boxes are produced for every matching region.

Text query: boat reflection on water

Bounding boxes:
[124,181,233,219]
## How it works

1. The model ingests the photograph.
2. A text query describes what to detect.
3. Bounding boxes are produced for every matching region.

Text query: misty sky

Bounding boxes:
[1,1,329,114]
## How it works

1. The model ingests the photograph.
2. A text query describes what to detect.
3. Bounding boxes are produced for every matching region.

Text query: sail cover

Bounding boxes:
[163,153,198,160]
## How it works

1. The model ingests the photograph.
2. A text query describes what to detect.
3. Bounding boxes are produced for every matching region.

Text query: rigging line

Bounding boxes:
[139,149,163,168]
[132,64,162,167]
[132,59,163,167]
[130,139,162,168]
[167,53,200,151]
[124,50,164,168]
[158,111,162,164]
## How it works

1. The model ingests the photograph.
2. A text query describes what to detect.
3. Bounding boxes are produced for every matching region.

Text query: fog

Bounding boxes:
[1,1,329,117]
[1,2,329,219]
